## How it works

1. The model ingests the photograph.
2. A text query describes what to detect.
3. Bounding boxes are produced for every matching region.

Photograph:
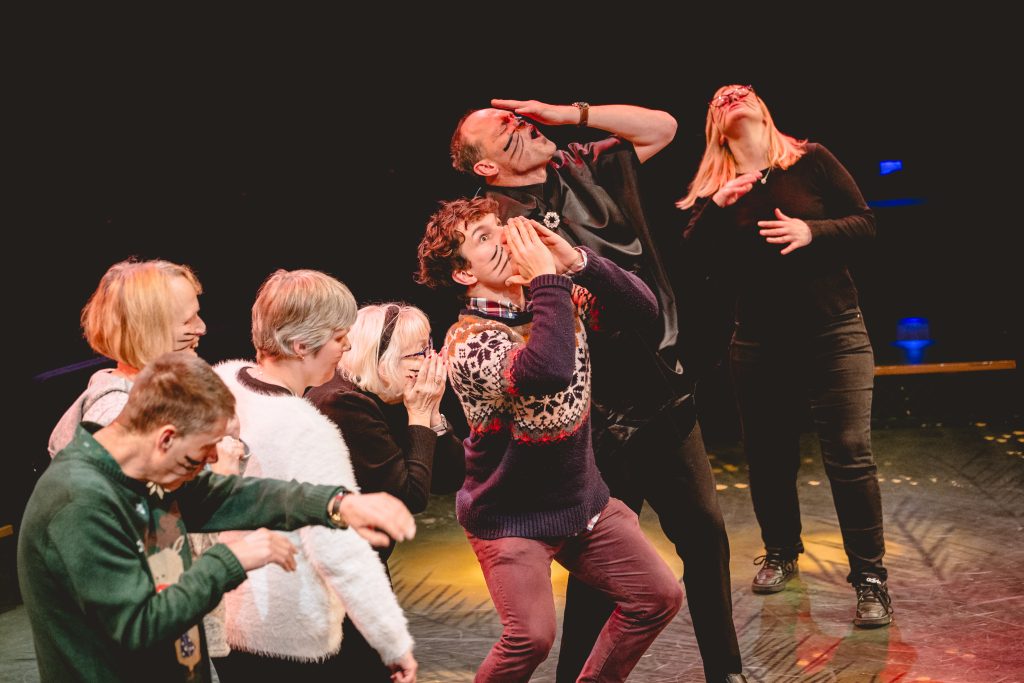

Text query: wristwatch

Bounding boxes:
[571,101,589,127]
[328,486,353,529]
[431,413,450,435]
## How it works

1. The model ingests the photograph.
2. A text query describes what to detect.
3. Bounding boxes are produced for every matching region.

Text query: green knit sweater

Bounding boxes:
[18,424,339,683]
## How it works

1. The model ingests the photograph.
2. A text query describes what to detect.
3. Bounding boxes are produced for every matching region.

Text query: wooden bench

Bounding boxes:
[875,360,1016,376]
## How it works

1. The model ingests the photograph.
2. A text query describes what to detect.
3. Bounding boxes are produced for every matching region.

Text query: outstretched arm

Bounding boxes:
[492,99,677,163]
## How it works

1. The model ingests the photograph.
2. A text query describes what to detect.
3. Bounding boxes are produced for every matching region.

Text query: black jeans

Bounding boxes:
[730,308,887,583]
[556,417,742,682]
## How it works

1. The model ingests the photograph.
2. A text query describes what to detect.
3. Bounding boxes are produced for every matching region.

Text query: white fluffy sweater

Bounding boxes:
[215,360,413,664]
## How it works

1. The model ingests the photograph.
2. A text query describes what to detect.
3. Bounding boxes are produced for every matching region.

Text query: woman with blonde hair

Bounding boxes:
[212,271,417,683]
[306,302,463,682]
[680,84,891,628]
[48,258,207,457]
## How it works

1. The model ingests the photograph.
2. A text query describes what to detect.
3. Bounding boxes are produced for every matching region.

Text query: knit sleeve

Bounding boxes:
[571,246,658,332]
[47,502,245,650]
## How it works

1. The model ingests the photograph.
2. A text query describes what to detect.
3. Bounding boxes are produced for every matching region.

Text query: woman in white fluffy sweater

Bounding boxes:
[212,269,417,683]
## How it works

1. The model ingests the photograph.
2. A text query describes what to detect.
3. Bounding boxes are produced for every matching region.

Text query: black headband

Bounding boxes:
[377,305,401,362]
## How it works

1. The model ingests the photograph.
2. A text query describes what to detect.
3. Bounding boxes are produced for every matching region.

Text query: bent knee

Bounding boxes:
[501,622,556,661]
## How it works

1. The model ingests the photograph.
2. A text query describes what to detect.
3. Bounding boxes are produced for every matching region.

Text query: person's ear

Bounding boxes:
[473,158,499,178]
[292,340,310,361]
[452,269,477,287]
[158,425,177,452]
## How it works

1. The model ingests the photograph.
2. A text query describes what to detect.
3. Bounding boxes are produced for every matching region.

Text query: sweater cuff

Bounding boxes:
[407,425,439,461]
[529,273,573,291]
[203,542,248,590]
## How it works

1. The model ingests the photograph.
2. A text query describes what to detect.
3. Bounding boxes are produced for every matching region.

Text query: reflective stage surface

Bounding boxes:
[2,422,1022,682]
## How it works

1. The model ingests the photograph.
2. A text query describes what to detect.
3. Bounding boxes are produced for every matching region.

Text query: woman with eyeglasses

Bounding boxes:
[306,302,464,682]
[212,272,417,683]
[678,84,892,629]
[309,303,464,519]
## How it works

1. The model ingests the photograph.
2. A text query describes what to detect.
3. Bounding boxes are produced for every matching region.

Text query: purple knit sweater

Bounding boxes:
[445,247,658,539]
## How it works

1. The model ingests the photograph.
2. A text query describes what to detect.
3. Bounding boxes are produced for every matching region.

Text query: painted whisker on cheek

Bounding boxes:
[488,245,500,264]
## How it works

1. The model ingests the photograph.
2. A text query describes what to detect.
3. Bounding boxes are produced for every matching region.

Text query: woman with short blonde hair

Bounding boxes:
[49,258,207,457]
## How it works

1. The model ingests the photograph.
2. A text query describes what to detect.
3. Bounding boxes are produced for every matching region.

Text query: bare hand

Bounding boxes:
[758,207,813,255]
[389,650,418,683]
[528,220,580,274]
[210,435,248,476]
[339,492,416,546]
[404,350,447,426]
[491,98,576,126]
[712,171,761,208]
[504,216,557,286]
[225,528,297,572]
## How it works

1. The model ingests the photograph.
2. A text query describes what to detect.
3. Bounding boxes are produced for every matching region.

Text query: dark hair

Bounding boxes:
[415,196,499,289]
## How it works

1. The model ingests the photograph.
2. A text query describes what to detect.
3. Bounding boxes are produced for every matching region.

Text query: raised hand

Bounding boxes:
[225,528,298,572]
[712,171,762,207]
[503,216,557,286]
[404,350,447,427]
[491,98,577,126]
[528,219,581,274]
[758,207,813,255]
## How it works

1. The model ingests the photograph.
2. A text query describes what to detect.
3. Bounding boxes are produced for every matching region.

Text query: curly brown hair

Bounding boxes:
[415,196,499,289]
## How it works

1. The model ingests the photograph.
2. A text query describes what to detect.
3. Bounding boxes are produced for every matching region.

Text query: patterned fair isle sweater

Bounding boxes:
[446,247,658,540]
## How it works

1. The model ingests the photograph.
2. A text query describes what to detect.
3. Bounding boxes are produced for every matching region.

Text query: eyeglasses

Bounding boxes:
[402,340,433,360]
[710,85,754,109]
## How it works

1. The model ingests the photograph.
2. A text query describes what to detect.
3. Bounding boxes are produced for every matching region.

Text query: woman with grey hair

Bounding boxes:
[306,302,464,683]
[212,270,417,683]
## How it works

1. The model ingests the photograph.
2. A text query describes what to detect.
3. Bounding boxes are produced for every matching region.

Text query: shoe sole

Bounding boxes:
[751,566,798,594]
[854,614,893,628]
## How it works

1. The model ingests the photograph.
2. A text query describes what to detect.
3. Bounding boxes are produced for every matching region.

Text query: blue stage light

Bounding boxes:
[893,317,933,364]
[880,160,903,175]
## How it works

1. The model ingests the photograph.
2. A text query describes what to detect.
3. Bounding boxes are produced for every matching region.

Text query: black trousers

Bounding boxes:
[556,415,742,682]
[730,309,886,583]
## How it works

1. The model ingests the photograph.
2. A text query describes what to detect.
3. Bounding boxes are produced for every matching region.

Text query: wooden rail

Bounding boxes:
[875,360,1017,376]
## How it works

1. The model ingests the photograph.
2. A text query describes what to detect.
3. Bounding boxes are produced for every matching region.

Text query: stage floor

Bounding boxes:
[3,420,1022,682]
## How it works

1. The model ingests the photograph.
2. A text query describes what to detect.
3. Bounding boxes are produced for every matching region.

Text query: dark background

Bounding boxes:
[8,19,1018,585]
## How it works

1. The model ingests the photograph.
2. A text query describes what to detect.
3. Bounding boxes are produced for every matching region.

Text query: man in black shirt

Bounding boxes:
[450,99,747,683]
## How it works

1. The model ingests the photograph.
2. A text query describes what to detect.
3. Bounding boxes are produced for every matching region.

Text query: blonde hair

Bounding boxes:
[677,85,807,210]
[81,259,202,370]
[340,303,431,403]
[251,269,357,362]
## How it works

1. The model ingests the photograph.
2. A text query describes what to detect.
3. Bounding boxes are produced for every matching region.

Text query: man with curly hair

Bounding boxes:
[416,199,681,682]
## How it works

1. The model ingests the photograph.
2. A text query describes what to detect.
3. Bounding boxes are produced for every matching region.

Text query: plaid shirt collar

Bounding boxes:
[465,297,529,322]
